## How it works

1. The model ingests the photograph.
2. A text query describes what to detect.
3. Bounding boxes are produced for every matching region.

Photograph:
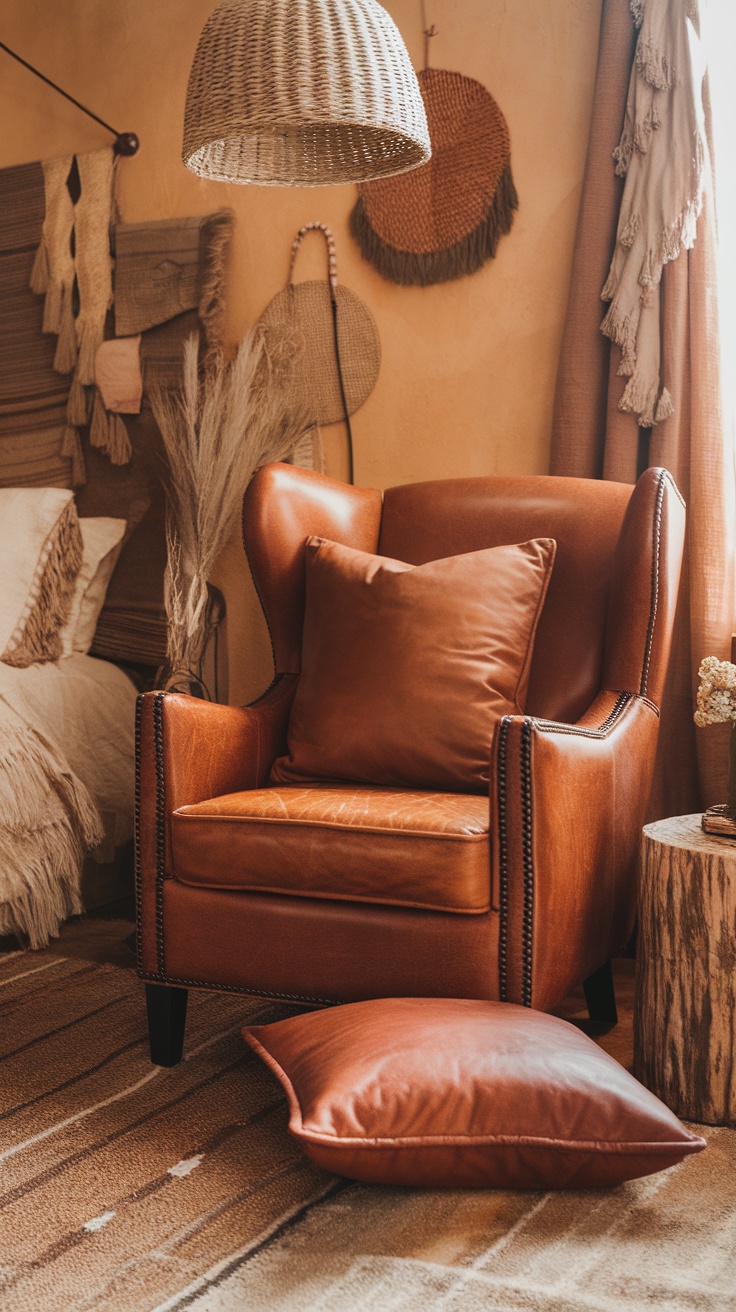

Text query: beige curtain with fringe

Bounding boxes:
[550,0,736,817]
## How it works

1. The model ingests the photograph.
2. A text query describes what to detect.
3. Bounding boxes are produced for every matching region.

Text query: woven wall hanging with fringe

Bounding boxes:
[255,223,381,482]
[30,147,118,481]
[350,55,518,286]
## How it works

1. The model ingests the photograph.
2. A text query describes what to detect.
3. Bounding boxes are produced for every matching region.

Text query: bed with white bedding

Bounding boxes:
[0,654,138,947]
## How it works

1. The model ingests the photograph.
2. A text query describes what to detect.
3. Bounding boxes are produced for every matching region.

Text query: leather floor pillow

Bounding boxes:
[243,997,705,1190]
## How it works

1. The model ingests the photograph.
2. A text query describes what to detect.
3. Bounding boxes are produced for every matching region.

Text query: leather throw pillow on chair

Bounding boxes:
[271,534,556,792]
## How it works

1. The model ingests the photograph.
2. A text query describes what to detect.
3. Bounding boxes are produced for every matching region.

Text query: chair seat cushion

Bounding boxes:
[171,785,490,914]
[243,997,706,1189]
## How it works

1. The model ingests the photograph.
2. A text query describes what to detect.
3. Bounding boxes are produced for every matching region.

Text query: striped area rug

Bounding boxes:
[3,937,734,1312]
[0,942,337,1312]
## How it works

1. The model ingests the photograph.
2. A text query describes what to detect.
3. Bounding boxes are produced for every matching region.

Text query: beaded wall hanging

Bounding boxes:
[255,223,380,482]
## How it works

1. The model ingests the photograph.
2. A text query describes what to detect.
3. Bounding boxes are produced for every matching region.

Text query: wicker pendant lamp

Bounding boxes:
[182,0,432,187]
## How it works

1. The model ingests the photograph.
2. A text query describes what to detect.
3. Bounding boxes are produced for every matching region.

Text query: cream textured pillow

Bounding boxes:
[271,534,556,792]
[60,517,127,657]
[0,487,82,667]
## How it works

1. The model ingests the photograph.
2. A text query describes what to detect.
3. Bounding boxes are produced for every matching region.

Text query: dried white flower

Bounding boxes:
[694,656,736,727]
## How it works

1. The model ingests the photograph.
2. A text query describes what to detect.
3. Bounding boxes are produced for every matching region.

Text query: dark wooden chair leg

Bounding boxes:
[146,983,188,1066]
[583,960,618,1027]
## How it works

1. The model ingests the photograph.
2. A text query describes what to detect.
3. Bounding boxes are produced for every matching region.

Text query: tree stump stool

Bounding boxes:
[635,813,736,1126]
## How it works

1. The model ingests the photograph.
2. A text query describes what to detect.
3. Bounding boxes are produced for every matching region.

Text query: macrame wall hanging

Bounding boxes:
[255,223,381,482]
[349,4,518,286]
[30,147,120,480]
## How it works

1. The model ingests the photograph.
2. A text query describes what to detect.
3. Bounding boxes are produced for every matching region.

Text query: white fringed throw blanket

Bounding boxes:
[601,0,706,427]
[0,655,136,948]
[0,697,102,948]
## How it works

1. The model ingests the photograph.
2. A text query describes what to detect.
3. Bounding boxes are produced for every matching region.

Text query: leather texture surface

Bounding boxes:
[137,465,686,1013]
[135,678,296,974]
[271,534,556,792]
[172,785,490,913]
[378,473,633,724]
[243,997,705,1189]
[603,468,686,706]
[244,463,382,674]
[160,881,501,1004]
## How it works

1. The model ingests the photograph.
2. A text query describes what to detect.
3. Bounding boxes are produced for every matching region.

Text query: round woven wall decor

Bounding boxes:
[256,227,380,427]
[350,67,518,286]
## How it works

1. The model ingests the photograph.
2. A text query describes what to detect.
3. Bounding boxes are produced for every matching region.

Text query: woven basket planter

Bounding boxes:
[183,0,432,187]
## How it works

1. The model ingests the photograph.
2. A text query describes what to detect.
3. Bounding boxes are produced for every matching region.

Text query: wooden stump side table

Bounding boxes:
[634,813,736,1126]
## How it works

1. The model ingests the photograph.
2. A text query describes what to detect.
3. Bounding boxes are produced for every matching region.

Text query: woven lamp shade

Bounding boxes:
[182,0,432,187]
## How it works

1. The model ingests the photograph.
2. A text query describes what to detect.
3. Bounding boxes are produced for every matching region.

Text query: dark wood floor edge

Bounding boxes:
[161,1178,349,1311]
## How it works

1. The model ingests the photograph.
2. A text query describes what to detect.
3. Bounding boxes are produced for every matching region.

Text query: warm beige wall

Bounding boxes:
[0,0,601,701]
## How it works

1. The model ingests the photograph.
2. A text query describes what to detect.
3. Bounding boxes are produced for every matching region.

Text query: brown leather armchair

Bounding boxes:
[136,463,685,1065]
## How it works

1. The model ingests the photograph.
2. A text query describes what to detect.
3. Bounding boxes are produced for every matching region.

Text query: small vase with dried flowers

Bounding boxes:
[694,655,736,837]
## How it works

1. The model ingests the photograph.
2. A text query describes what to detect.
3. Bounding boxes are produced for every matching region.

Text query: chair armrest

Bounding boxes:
[136,675,297,977]
[489,690,660,1010]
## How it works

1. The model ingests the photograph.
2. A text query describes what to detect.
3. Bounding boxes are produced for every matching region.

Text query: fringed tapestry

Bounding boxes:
[350,68,518,286]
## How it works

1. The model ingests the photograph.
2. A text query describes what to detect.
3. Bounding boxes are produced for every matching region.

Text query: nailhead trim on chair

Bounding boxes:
[136,966,339,1007]
[641,468,666,699]
[520,719,534,1007]
[154,691,167,978]
[532,691,631,738]
[134,693,144,972]
[496,715,511,1002]
[497,693,638,1005]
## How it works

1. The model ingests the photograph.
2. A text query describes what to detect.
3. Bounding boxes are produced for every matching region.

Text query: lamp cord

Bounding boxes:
[289,222,355,485]
[329,292,355,485]
[420,0,437,69]
[0,39,139,154]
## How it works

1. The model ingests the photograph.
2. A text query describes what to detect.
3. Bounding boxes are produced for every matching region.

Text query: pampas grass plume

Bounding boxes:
[152,327,307,686]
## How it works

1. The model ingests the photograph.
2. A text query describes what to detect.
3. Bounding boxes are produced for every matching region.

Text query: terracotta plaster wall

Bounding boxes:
[0,0,601,702]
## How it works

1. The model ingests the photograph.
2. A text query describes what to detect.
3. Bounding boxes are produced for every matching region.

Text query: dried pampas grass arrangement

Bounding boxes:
[151,328,306,693]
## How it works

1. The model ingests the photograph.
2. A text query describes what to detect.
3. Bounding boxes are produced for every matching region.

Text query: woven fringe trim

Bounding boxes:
[76,320,103,387]
[61,424,86,486]
[0,827,84,948]
[636,39,675,91]
[0,715,103,948]
[350,163,518,287]
[198,209,234,370]
[2,501,83,667]
[42,281,63,336]
[107,414,132,465]
[29,237,50,295]
[619,373,675,428]
[0,732,101,843]
[53,284,78,375]
[629,0,644,28]
[600,299,637,376]
[90,388,132,465]
[66,375,90,426]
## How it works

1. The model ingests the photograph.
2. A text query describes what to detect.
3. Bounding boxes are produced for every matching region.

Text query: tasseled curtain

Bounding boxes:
[551,0,736,817]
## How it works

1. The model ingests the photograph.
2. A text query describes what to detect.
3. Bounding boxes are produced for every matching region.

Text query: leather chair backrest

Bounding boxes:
[244,463,382,676]
[244,464,685,724]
